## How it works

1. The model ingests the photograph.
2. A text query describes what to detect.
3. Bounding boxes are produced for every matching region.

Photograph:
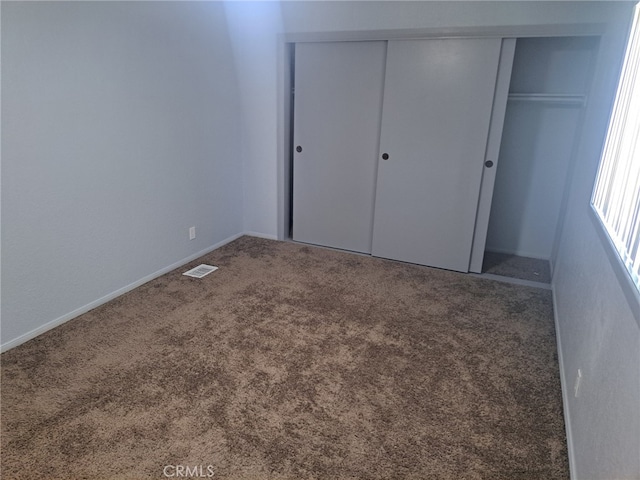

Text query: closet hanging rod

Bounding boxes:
[507,93,586,106]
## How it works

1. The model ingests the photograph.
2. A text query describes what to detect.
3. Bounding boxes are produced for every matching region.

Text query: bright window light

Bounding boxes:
[592,3,640,291]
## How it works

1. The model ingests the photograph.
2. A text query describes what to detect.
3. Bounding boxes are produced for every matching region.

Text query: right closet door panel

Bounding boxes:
[372,38,502,272]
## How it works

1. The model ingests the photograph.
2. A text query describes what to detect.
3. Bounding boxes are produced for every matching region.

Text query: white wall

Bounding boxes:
[223,2,284,238]
[1,1,245,349]
[552,3,640,478]
[486,102,582,259]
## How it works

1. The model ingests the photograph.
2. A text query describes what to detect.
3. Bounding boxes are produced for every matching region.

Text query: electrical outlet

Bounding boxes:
[189,226,196,240]
[574,369,582,398]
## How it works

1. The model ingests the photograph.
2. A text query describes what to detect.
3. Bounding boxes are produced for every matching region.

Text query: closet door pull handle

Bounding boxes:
[382,153,389,160]
[296,146,303,153]
[485,160,494,168]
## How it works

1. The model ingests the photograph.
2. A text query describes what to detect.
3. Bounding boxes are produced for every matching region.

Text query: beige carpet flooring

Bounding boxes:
[1,236,568,479]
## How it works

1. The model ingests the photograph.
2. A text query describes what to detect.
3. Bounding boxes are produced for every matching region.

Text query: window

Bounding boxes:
[592,3,640,292]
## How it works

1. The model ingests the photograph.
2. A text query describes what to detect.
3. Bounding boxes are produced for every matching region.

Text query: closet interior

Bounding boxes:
[482,36,599,283]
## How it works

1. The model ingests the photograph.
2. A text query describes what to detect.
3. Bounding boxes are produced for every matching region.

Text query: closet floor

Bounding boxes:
[482,251,551,284]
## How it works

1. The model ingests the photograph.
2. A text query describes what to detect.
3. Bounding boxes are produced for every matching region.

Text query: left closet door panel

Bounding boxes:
[292,42,387,253]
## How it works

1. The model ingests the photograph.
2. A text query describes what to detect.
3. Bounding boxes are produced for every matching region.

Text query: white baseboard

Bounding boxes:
[551,284,577,480]
[0,232,247,353]
[485,247,550,261]
[244,231,278,240]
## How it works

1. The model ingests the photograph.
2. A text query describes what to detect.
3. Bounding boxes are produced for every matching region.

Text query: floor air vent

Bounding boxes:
[183,264,218,278]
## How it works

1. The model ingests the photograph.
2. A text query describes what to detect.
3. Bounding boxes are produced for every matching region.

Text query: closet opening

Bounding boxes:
[280,30,604,278]
[479,35,600,285]
[287,43,296,239]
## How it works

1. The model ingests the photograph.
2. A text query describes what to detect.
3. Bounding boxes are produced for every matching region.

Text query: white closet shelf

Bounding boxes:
[507,93,586,106]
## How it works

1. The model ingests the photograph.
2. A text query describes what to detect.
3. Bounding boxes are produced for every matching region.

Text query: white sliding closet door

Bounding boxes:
[372,38,502,272]
[292,41,386,253]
